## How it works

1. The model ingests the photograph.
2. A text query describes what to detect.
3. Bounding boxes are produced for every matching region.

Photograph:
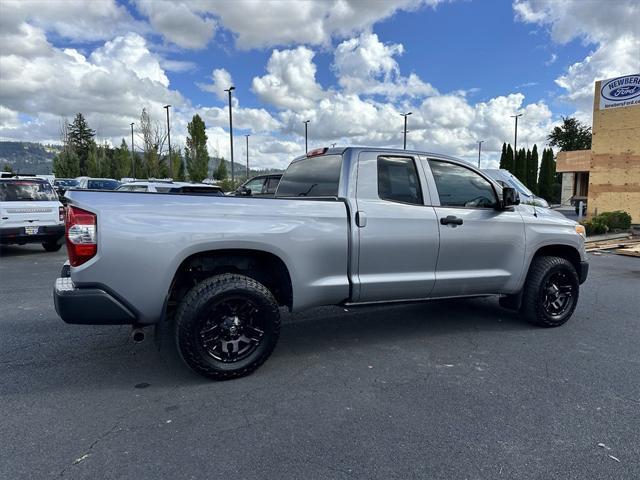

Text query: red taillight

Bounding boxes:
[307,147,328,157]
[59,206,65,222]
[65,206,97,267]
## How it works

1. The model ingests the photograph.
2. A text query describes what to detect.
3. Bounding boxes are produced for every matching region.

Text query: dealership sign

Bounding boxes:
[599,74,640,110]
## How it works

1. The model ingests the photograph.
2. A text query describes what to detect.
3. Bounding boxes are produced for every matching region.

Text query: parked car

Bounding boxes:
[1,177,65,251]
[76,177,120,190]
[117,181,224,196]
[232,174,282,197]
[54,147,588,380]
[53,178,79,204]
[483,169,549,207]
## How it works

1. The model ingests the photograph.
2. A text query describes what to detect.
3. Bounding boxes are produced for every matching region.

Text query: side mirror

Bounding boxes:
[502,187,520,208]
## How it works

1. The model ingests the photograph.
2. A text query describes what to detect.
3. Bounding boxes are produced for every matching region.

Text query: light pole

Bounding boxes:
[245,134,250,180]
[511,113,523,165]
[224,86,236,182]
[477,140,484,168]
[163,105,172,178]
[401,112,412,150]
[130,122,135,179]
[303,120,310,153]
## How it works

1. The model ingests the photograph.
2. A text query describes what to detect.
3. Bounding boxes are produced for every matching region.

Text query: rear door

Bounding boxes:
[422,159,525,297]
[355,152,440,302]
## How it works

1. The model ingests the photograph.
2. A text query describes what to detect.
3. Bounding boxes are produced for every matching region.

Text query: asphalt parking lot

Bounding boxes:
[1,245,639,479]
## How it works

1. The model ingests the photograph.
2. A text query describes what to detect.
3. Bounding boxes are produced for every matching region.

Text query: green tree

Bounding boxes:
[528,144,539,194]
[2,164,13,173]
[53,149,80,178]
[68,113,95,174]
[548,116,592,151]
[538,148,556,201]
[185,114,209,182]
[498,143,507,169]
[214,158,228,180]
[514,148,526,182]
[170,148,185,181]
[505,144,514,173]
[86,142,100,177]
[140,108,162,178]
[115,139,131,179]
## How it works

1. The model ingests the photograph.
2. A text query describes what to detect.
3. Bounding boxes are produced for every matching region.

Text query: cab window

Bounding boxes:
[428,160,497,208]
[377,156,423,205]
[244,178,266,194]
[276,155,342,197]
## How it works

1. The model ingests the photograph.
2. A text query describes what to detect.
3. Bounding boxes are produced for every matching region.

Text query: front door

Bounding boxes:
[422,159,526,297]
[355,152,440,302]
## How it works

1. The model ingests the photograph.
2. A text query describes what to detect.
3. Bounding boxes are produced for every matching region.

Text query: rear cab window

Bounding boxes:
[276,155,342,197]
[377,156,423,205]
[0,180,58,202]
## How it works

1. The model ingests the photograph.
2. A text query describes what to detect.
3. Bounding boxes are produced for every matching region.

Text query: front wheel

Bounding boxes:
[42,241,62,252]
[520,256,579,327]
[175,273,280,380]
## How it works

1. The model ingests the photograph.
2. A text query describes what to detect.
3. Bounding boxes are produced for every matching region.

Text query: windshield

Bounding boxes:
[87,179,120,190]
[0,180,59,201]
[506,175,533,196]
[276,155,342,197]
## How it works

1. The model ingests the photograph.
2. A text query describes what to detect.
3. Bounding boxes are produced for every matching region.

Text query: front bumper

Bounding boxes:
[0,225,64,244]
[54,277,137,325]
[579,261,589,284]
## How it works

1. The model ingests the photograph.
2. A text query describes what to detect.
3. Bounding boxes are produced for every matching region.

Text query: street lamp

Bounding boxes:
[245,134,250,181]
[130,122,135,179]
[224,86,236,182]
[511,113,523,163]
[401,112,412,150]
[303,120,310,153]
[163,105,172,178]
[477,140,484,168]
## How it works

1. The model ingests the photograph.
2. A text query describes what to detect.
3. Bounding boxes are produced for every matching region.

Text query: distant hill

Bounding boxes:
[0,142,61,174]
[209,157,283,179]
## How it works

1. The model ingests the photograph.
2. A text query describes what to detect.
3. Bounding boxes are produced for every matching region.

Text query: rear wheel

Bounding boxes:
[520,256,579,327]
[175,273,280,380]
[42,241,62,252]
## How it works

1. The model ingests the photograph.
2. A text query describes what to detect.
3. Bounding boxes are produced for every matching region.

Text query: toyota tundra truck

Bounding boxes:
[54,147,589,380]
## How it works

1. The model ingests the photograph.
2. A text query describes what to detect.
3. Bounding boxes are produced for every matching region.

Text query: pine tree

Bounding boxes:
[513,148,525,182]
[68,113,95,175]
[170,149,185,181]
[115,139,131,179]
[86,142,99,177]
[499,143,507,169]
[538,148,555,201]
[185,114,209,182]
[505,144,514,173]
[52,149,80,178]
[528,144,539,194]
[214,158,228,180]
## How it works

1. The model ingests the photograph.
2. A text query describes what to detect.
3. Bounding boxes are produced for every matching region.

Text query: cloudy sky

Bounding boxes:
[0,0,638,169]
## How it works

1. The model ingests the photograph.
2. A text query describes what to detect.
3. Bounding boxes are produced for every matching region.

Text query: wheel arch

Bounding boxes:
[166,248,293,314]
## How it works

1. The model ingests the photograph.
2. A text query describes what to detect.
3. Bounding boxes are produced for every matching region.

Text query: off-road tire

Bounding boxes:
[42,241,62,252]
[520,256,579,327]
[175,273,280,380]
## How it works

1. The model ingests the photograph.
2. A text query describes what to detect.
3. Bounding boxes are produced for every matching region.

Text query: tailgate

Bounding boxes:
[0,201,61,228]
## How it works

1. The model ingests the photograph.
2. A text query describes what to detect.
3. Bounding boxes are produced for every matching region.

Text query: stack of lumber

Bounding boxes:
[585,235,640,257]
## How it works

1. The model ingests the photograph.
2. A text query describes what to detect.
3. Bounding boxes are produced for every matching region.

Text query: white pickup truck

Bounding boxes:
[54,147,588,380]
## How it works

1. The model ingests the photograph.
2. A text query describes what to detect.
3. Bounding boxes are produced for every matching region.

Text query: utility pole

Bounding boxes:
[303,120,310,153]
[511,113,523,168]
[163,105,172,178]
[245,134,250,180]
[130,122,135,179]
[225,86,236,182]
[477,140,484,168]
[401,112,412,150]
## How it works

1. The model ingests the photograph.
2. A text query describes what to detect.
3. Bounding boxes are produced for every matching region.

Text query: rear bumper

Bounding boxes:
[579,261,589,284]
[53,277,137,325]
[0,225,64,244]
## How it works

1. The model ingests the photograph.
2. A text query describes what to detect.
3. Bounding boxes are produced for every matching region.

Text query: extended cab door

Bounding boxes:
[421,158,525,297]
[354,151,440,302]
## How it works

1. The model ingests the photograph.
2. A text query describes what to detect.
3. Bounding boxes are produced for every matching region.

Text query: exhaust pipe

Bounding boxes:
[131,328,146,344]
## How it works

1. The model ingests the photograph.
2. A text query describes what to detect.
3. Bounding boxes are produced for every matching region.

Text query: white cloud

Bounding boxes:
[0,0,144,41]
[134,0,216,49]
[198,68,234,101]
[252,47,326,111]
[334,32,437,98]
[514,0,640,117]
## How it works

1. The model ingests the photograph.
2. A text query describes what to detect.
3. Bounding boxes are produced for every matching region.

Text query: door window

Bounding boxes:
[428,160,497,208]
[244,178,266,194]
[377,156,423,205]
[265,176,280,194]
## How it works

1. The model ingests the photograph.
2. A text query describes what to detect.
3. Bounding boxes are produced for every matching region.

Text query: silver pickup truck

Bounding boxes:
[54,147,588,380]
